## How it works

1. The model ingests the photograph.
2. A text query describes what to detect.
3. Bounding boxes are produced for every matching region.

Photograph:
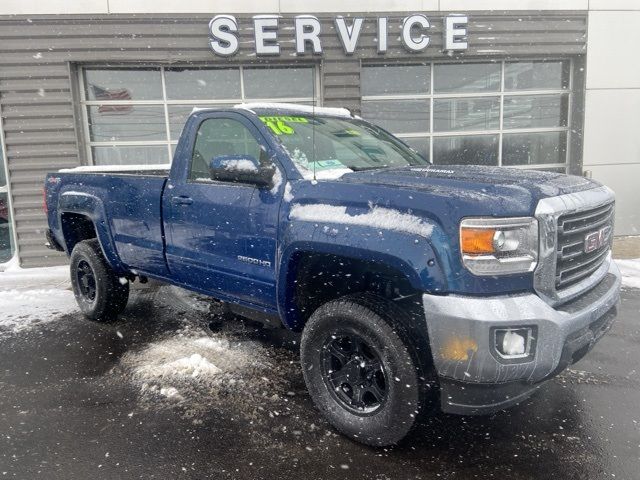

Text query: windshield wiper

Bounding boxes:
[349,166,388,172]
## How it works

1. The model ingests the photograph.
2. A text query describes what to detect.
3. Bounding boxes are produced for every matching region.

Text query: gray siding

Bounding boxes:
[0,12,587,267]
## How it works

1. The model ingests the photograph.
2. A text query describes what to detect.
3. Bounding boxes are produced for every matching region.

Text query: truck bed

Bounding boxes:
[46,166,170,278]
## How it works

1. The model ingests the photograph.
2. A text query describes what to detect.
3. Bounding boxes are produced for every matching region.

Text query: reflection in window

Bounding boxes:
[403,137,430,163]
[243,67,314,99]
[0,192,12,263]
[434,63,501,93]
[91,145,169,166]
[504,61,569,91]
[362,64,430,96]
[81,66,318,165]
[165,68,241,100]
[0,143,14,263]
[361,100,429,134]
[434,97,500,132]
[84,68,162,101]
[434,135,499,166]
[502,95,568,129]
[87,105,167,142]
[502,132,567,166]
[361,60,572,169]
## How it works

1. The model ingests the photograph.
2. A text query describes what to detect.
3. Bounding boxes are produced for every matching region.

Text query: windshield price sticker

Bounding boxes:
[259,116,308,135]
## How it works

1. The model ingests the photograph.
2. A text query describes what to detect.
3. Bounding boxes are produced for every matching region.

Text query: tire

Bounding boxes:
[300,293,434,446]
[70,239,129,321]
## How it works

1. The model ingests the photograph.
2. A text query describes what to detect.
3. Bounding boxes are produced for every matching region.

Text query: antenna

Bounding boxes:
[312,70,316,181]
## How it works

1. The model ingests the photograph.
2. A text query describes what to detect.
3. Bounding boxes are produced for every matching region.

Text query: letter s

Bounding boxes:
[209,15,239,56]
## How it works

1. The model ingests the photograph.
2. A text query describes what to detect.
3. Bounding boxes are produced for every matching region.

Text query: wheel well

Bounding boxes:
[292,252,423,328]
[60,213,97,253]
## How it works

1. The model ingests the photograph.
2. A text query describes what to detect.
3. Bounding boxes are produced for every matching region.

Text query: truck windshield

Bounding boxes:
[258,114,429,177]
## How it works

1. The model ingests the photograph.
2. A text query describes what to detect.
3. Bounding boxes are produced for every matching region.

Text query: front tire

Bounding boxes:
[70,239,129,321]
[301,294,431,446]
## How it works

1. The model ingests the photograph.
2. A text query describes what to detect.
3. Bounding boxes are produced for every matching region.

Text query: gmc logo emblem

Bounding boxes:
[584,226,611,254]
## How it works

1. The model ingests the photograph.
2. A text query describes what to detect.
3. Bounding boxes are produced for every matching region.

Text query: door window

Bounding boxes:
[190,118,262,182]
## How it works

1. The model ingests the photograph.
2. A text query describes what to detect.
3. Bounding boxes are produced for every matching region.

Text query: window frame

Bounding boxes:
[360,58,573,171]
[188,114,268,185]
[78,64,321,166]
[0,102,17,267]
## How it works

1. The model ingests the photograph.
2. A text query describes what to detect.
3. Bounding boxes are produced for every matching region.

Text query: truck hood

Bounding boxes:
[338,165,599,201]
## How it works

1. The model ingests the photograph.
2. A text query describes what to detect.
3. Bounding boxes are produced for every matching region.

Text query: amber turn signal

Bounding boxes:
[460,228,496,255]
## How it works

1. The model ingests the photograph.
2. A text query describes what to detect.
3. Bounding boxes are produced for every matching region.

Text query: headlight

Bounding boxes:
[460,217,538,275]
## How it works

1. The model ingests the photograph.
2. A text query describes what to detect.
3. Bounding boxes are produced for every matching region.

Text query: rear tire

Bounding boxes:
[300,294,434,446]
[70,239,129,321]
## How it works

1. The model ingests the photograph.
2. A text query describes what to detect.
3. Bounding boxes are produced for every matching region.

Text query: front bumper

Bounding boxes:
[423,260,621,415]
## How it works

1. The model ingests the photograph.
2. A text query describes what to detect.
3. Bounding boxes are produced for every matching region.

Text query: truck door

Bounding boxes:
[163,113,275,306]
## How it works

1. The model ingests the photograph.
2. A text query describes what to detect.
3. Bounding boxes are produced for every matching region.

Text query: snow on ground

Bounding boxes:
[617,258,640,289]
[0,265,76,334]
[118,319,299,420]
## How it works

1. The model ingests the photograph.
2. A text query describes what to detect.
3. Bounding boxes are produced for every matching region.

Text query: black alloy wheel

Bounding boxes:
[70,239,129,321]
[321,332,388,415]
[76,259,97,302]
[301,293,435,446]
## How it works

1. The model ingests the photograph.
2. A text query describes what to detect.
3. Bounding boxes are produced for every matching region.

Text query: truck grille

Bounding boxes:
[555,202,614,290]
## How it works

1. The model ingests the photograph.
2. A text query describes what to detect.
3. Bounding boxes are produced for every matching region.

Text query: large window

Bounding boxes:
[0,120,15,264]
[361,60,572,171]
[80,66,318,165]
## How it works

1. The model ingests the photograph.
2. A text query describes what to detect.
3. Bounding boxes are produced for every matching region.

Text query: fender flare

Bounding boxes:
[57,191,127,274]
[276,238,447,330]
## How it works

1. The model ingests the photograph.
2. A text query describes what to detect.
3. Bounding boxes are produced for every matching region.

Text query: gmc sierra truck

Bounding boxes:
[45,103,621,446]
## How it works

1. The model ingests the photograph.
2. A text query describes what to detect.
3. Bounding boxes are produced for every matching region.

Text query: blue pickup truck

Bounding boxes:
[45,103,621,446]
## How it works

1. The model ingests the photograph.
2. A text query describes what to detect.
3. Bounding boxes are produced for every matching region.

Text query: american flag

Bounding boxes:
[91,84,133,114]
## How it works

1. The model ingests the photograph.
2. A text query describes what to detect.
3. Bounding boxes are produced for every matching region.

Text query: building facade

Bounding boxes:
[0,0,638,268]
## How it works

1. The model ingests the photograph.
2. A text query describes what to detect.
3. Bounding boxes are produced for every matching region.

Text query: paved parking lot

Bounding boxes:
[0,282,639,479]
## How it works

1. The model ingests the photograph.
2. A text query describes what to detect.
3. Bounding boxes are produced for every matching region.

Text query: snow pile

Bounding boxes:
[617,258,640,289]
[289,203,434,238]
[119,326,296,418]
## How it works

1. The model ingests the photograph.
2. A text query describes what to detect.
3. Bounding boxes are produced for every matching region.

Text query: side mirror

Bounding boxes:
[209,154,276,187]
